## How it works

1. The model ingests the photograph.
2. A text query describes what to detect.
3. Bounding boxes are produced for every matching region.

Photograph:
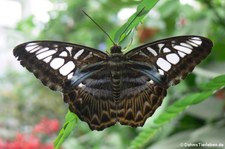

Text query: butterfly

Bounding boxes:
[13,36,213,130]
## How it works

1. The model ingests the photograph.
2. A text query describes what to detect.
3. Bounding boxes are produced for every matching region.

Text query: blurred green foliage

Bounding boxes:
[2,0,225,149]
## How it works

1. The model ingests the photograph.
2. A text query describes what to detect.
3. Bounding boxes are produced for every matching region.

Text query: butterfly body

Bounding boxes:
[13,36,213,130]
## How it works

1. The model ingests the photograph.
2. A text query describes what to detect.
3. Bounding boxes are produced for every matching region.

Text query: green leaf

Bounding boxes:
[54,110,78,149]
[114,0,159,45]
[129,75,225,149]
[201,74,225,91]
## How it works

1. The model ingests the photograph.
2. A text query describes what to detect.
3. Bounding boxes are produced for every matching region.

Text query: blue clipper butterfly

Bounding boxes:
[13,35,212,130]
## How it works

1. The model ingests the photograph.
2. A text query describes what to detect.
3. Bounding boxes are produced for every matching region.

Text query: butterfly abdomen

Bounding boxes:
[109,46,124,101]
[109,57,124,101]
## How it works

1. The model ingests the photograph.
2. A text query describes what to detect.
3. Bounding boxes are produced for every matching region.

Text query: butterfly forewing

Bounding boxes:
[13,41,108,91]
[125,36,213,87]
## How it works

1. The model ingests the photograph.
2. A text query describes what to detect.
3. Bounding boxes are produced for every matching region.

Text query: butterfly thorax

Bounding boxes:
[110,44,122,54]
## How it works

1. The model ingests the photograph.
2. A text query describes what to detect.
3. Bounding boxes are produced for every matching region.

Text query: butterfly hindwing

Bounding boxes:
[125,36,213,87]
[13,41,108,91]
[64,66,167,130]
[64,69,117,130]
[117,68,167,127]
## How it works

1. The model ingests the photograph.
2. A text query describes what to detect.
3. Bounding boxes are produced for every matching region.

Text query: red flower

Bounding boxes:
[33,118,60,135]
[2,133,55,149]
[0,118,60,149]
[0,138,6,148]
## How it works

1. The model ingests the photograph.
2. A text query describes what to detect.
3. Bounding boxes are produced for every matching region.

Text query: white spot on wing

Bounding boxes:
[59,61,75,76]
[43,56,52,63]
[174,45,192,54]
[27,43,37,46]
[36,47,49,54]
[158,44,164,49]
[53,44,58,48]
[59,51,68,57]
[180,43,193,49]
[78,83,85,88]
[186,41,198,47]
[36,50,56,60]
[192,37,200,39]
[74,49,84,59]
[149,80,154,84]
[156,58,171,71]
[158,69,164,75]
[25,43,38,52]
[29,47,41,53]
[67,72,74,79]
[191,37,201,41]
[147,47,158,56]
[66,47,73,55]
[163,47,171,53]
[50,58,65,69]
[166,53,180,64]
[66,47,73,50]
[189,37,202,45]
[178,51,186,58]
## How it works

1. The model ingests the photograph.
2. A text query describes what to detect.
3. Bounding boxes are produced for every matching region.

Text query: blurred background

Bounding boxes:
[0,0,225,148]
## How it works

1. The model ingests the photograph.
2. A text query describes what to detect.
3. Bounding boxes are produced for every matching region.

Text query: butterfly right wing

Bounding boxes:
[116,36,212,127]
[13,41,108,92]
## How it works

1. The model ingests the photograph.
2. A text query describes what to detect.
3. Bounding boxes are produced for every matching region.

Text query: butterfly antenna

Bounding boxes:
[82,10,116,45]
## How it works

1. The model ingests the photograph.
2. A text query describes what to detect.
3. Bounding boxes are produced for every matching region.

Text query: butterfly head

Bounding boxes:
[110,45,122,54]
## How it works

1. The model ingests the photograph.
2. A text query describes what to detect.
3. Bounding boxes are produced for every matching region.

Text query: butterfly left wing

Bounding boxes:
[13,41,108,92]
[125,36,213,87]
[13,41,118,130]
